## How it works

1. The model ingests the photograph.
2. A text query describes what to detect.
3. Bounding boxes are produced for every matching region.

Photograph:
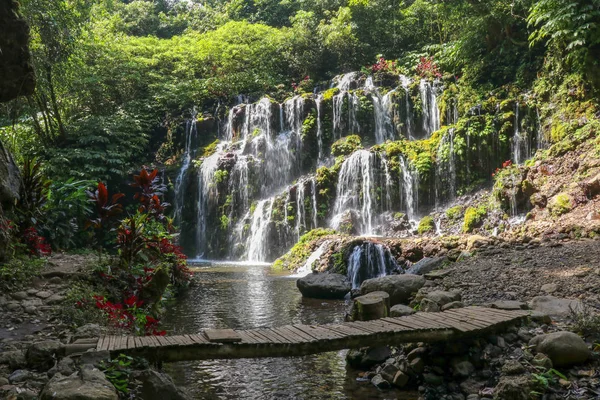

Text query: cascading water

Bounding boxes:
[195,150,222,258]
[347,242,399,289]
[399,155,419,221]
[311,178,318,229]
[400,75,414,140]
[246,199,274,262]
[295,182,307,240]
[292,240,331,277]
[174,111,197,222]
[333,72,360,138]
[315,94,325,164]
[366,76,396,144]
[419,79,441,138]
[435,128,457,206]
[331,150,375,235]
[511,102,530,165]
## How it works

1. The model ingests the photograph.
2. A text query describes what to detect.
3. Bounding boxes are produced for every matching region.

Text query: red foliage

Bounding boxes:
[370,57,397,74]
[22,227,51,257]
[492,160,514,177]
[416,56,442,79]
[131,168,170,221]
[87,182,124,230]
[93,294,164,336]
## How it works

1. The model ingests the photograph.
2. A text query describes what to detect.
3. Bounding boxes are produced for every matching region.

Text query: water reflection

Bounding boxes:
[163,262,417,399]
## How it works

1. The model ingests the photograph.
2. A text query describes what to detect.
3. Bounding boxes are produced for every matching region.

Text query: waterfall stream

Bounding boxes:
[347,242,398,289]
[174,111,197,222]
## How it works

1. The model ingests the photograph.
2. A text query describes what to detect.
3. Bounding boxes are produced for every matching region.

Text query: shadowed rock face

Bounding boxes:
[0,0,35,102]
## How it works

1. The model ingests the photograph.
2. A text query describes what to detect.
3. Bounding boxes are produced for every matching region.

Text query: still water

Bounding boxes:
[163,261,418,399]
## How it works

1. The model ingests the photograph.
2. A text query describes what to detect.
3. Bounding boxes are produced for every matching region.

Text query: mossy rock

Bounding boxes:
[331,135,362,157]
[462,205,487,233]
[548,193,572,217]
[445,206,464,221]
[417,216,435,234]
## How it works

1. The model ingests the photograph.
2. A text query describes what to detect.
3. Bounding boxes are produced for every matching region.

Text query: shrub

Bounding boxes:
[418,216,435,234]
[462,205,487,233]
[331,135,362,157]
[445,206,463,221]
[549,193,572,216]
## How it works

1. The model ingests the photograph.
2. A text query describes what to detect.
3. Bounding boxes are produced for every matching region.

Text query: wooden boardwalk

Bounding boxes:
[92,306,530,363]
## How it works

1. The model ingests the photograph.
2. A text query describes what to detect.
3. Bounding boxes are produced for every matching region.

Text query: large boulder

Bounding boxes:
[296,272,351,299]
[27,340,64,370]
[40,365,118,400]
[360,274,425,306]
[529,331,590,367]
[131,369,190,400]
[346,346,392,369]
[529,296,582,319]
[405,257,447,275]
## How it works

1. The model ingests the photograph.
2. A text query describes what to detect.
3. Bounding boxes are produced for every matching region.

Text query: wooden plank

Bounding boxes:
[417,312,475,332]
[127,336,136,349]
[255,329,284,344]
[178,335,196,346]
[468,307,526,319]
[310,325,345,340]
[268,328,294,344]
[456,307,514,322]
[188,334,209,345]
[381,317,421,331]
[276,326,311,343]
[285,325,317,342]
[134,337,144,349]
[140,336,155,348]
[361,319,410,333]
[148,335,162,348]
[245,330,272,343]
[326,324,372,337]
[345,321,381,334]
[234,330,258,344]
[155,336,171,347]
[392,315,434,330]
[293,325,328,341]
[204,329,242,343]
[163,336,180,347]
[444,310,500,327]
[97,336,106,351]
[412,312,466,330]
[107,336,117,351]
[448,309,504,324]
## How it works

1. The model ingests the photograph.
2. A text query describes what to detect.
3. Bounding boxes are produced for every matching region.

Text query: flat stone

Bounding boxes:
[541,283,558,294]
[360,274,425,306]
[371,374,390,389]
[502,360,526,375]
[529,296,583,319]
[35,291,53,299]
[425,290,461,306]
[45,294,65,305]
[490,300,527,310]
[389,304,415,317]
[204,329,242,343]
[8,369,33,383]
[296,273,351,299]
[420,298,440,312]
[10,292,28,301]
[406,257,447,275]
[442,301,464,311]
[424,269,454,280]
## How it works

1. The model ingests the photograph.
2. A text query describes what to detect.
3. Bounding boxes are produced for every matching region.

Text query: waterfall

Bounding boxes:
[195,151,222,258]
[174,112,197,222]
[419,79,440,137]
[399,155,419,220]
[315,94,324,164]
[347,242,398,289]
[447,98,459,125]
[246,199,274,262]
[400,75,414,140]
[512,102,530,164]
[332,150,375,235]
[435,128,456,206]
[228,155,250,218]
[295,181,307,240]
[310,178,318,229]
[366,76,396,144]
[381,156,393,211]
[332,72,360,138]
[292,240,331,277]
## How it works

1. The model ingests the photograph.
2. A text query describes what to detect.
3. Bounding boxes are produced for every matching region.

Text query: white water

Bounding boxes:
[246,199,274,262]
[399,155,419,221]
[400,75,414,140]
[332,150,375,235]
[347,242,398,289]
[292,241,331,277]
[419,79,441,138]
[315,94,324,164]
[295,181,307,240]
[435,128,456,206]
[366,76,396,144]
[174,111,197,222]
[332,72,360,138]
[195,149,223,258]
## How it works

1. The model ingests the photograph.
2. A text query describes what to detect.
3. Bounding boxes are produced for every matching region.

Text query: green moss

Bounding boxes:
[331,135,362,157]
[331,251,346,275]
[272,228,337,271]
[417,216,435,234]
[462,205,487,233]
[393,212,406,220]
[445,205,464,221]
[220,215,230,230]
[549,193,572,217]
[214,169,228,184]
[202,139,220,157]
[322,88,340,102]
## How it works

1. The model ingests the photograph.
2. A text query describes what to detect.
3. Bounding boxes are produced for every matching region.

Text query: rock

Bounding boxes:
[501,360,525,375]
[49,277,63,284]
[529,296,583,319]
[460,379,484,396]
[57,357,76,376]
[390,304,415,317]
[360,275,425,306]
[371,374,390,389]
[351,293,389,321]
[392,371,409,388]
[452,359,475,378]
[532,353,553,369]
[493,375,531,400]
[0,350,26,369]
[296,273,351,299]
[8,369,33,383]
[425,290,461,306]
[346,346,391,369]
[490,300,528,310]
[40,366,118,400]
[131,369,190,400]
[79,350,110,367]
[10,292,28,301]
[35,291,53,299]
[380,363,399,382]
[27,340,64,370]
[442,301,464,311]
[420,298,440,312]
[406,257,447,275]
[529,331,590,367]
[540,283,558,294]
[409,357,425,374]
[73,324,103,340]
[46,294,66,305]
[423,373,444,386]
[466,235,489,251]
[584,172,600,197]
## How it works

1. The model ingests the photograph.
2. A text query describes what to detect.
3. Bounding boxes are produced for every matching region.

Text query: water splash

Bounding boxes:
[347,242,398,289]
[246,199,274,262]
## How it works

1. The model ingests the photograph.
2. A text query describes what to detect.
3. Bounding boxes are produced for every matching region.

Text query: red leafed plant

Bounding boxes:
[87,182,124,260]
[416,56,442,79]
[130,168,169,221]
[492,160,515,177]
[23,227,52,257]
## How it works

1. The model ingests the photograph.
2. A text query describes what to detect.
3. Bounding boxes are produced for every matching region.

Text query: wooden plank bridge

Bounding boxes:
[90,307,531,363]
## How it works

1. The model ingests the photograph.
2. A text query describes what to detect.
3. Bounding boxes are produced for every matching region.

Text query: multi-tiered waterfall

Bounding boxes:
[174,72,542,262]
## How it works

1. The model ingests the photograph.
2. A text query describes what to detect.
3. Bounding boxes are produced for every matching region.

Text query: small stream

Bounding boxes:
[162,261,417,399]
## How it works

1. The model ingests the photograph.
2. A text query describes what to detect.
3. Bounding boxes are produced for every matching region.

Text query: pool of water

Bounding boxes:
[162,261,418,399]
